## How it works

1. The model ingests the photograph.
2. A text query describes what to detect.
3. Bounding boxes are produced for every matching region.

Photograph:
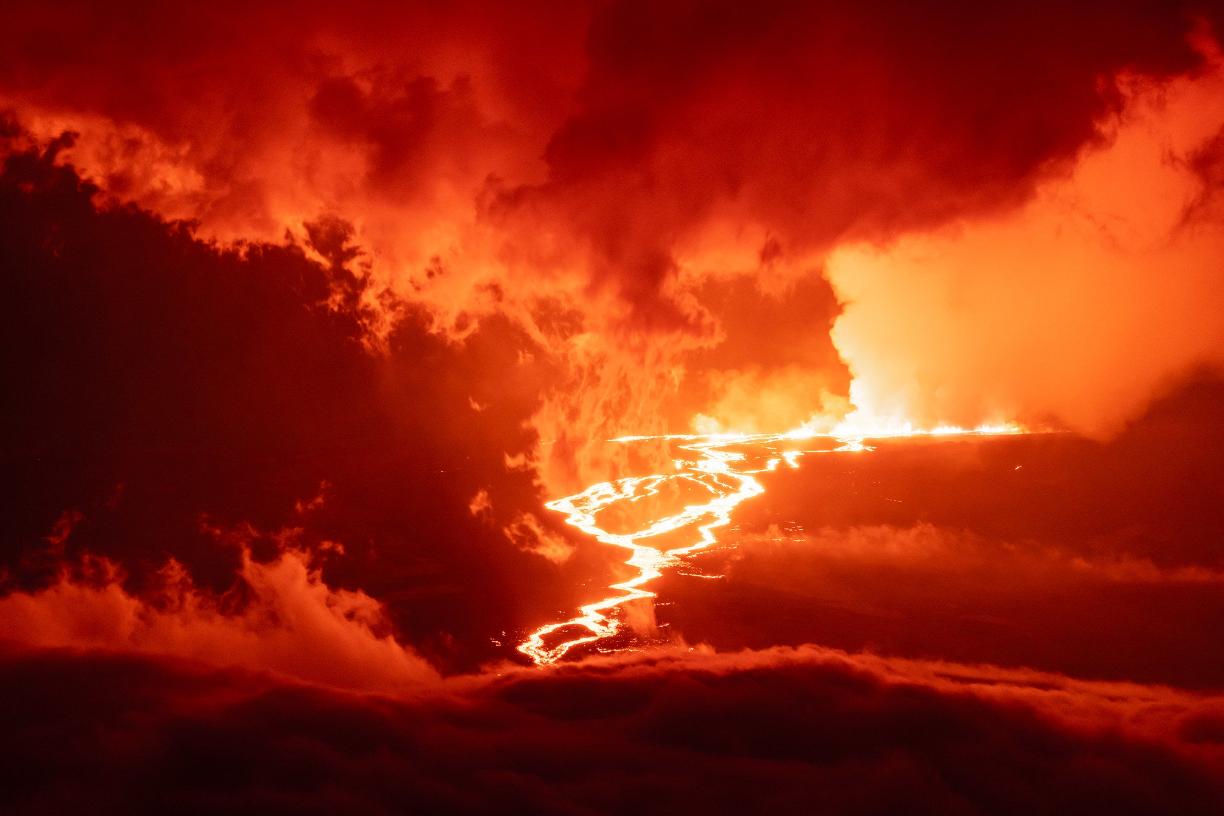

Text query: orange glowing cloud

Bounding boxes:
[828,41,1224,436]
[3,2,1217,488]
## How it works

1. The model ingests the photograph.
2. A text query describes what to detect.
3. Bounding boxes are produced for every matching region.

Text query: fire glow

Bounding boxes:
[518,422,1026,665]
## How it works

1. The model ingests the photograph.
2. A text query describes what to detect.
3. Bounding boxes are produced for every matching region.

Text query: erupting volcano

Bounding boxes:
[4,2,1224,813]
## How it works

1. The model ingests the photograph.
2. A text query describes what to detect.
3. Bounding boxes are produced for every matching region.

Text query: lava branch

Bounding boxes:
[517,432,792,665]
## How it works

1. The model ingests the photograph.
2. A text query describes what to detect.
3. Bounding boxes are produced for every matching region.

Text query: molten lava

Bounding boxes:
[518,422,1024,664]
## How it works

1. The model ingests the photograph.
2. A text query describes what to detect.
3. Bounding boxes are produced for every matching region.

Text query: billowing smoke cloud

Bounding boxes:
[828,42,1224,435]
[2,1,1220,492]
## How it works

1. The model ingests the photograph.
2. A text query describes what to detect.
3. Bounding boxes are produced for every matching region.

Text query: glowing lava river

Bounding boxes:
[518,423,1022,665]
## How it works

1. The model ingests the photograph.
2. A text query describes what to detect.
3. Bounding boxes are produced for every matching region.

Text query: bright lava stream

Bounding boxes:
[518,423,1022,665]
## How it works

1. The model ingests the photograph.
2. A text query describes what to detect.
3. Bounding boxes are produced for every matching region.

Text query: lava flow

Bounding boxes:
[518,422,1023,665]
